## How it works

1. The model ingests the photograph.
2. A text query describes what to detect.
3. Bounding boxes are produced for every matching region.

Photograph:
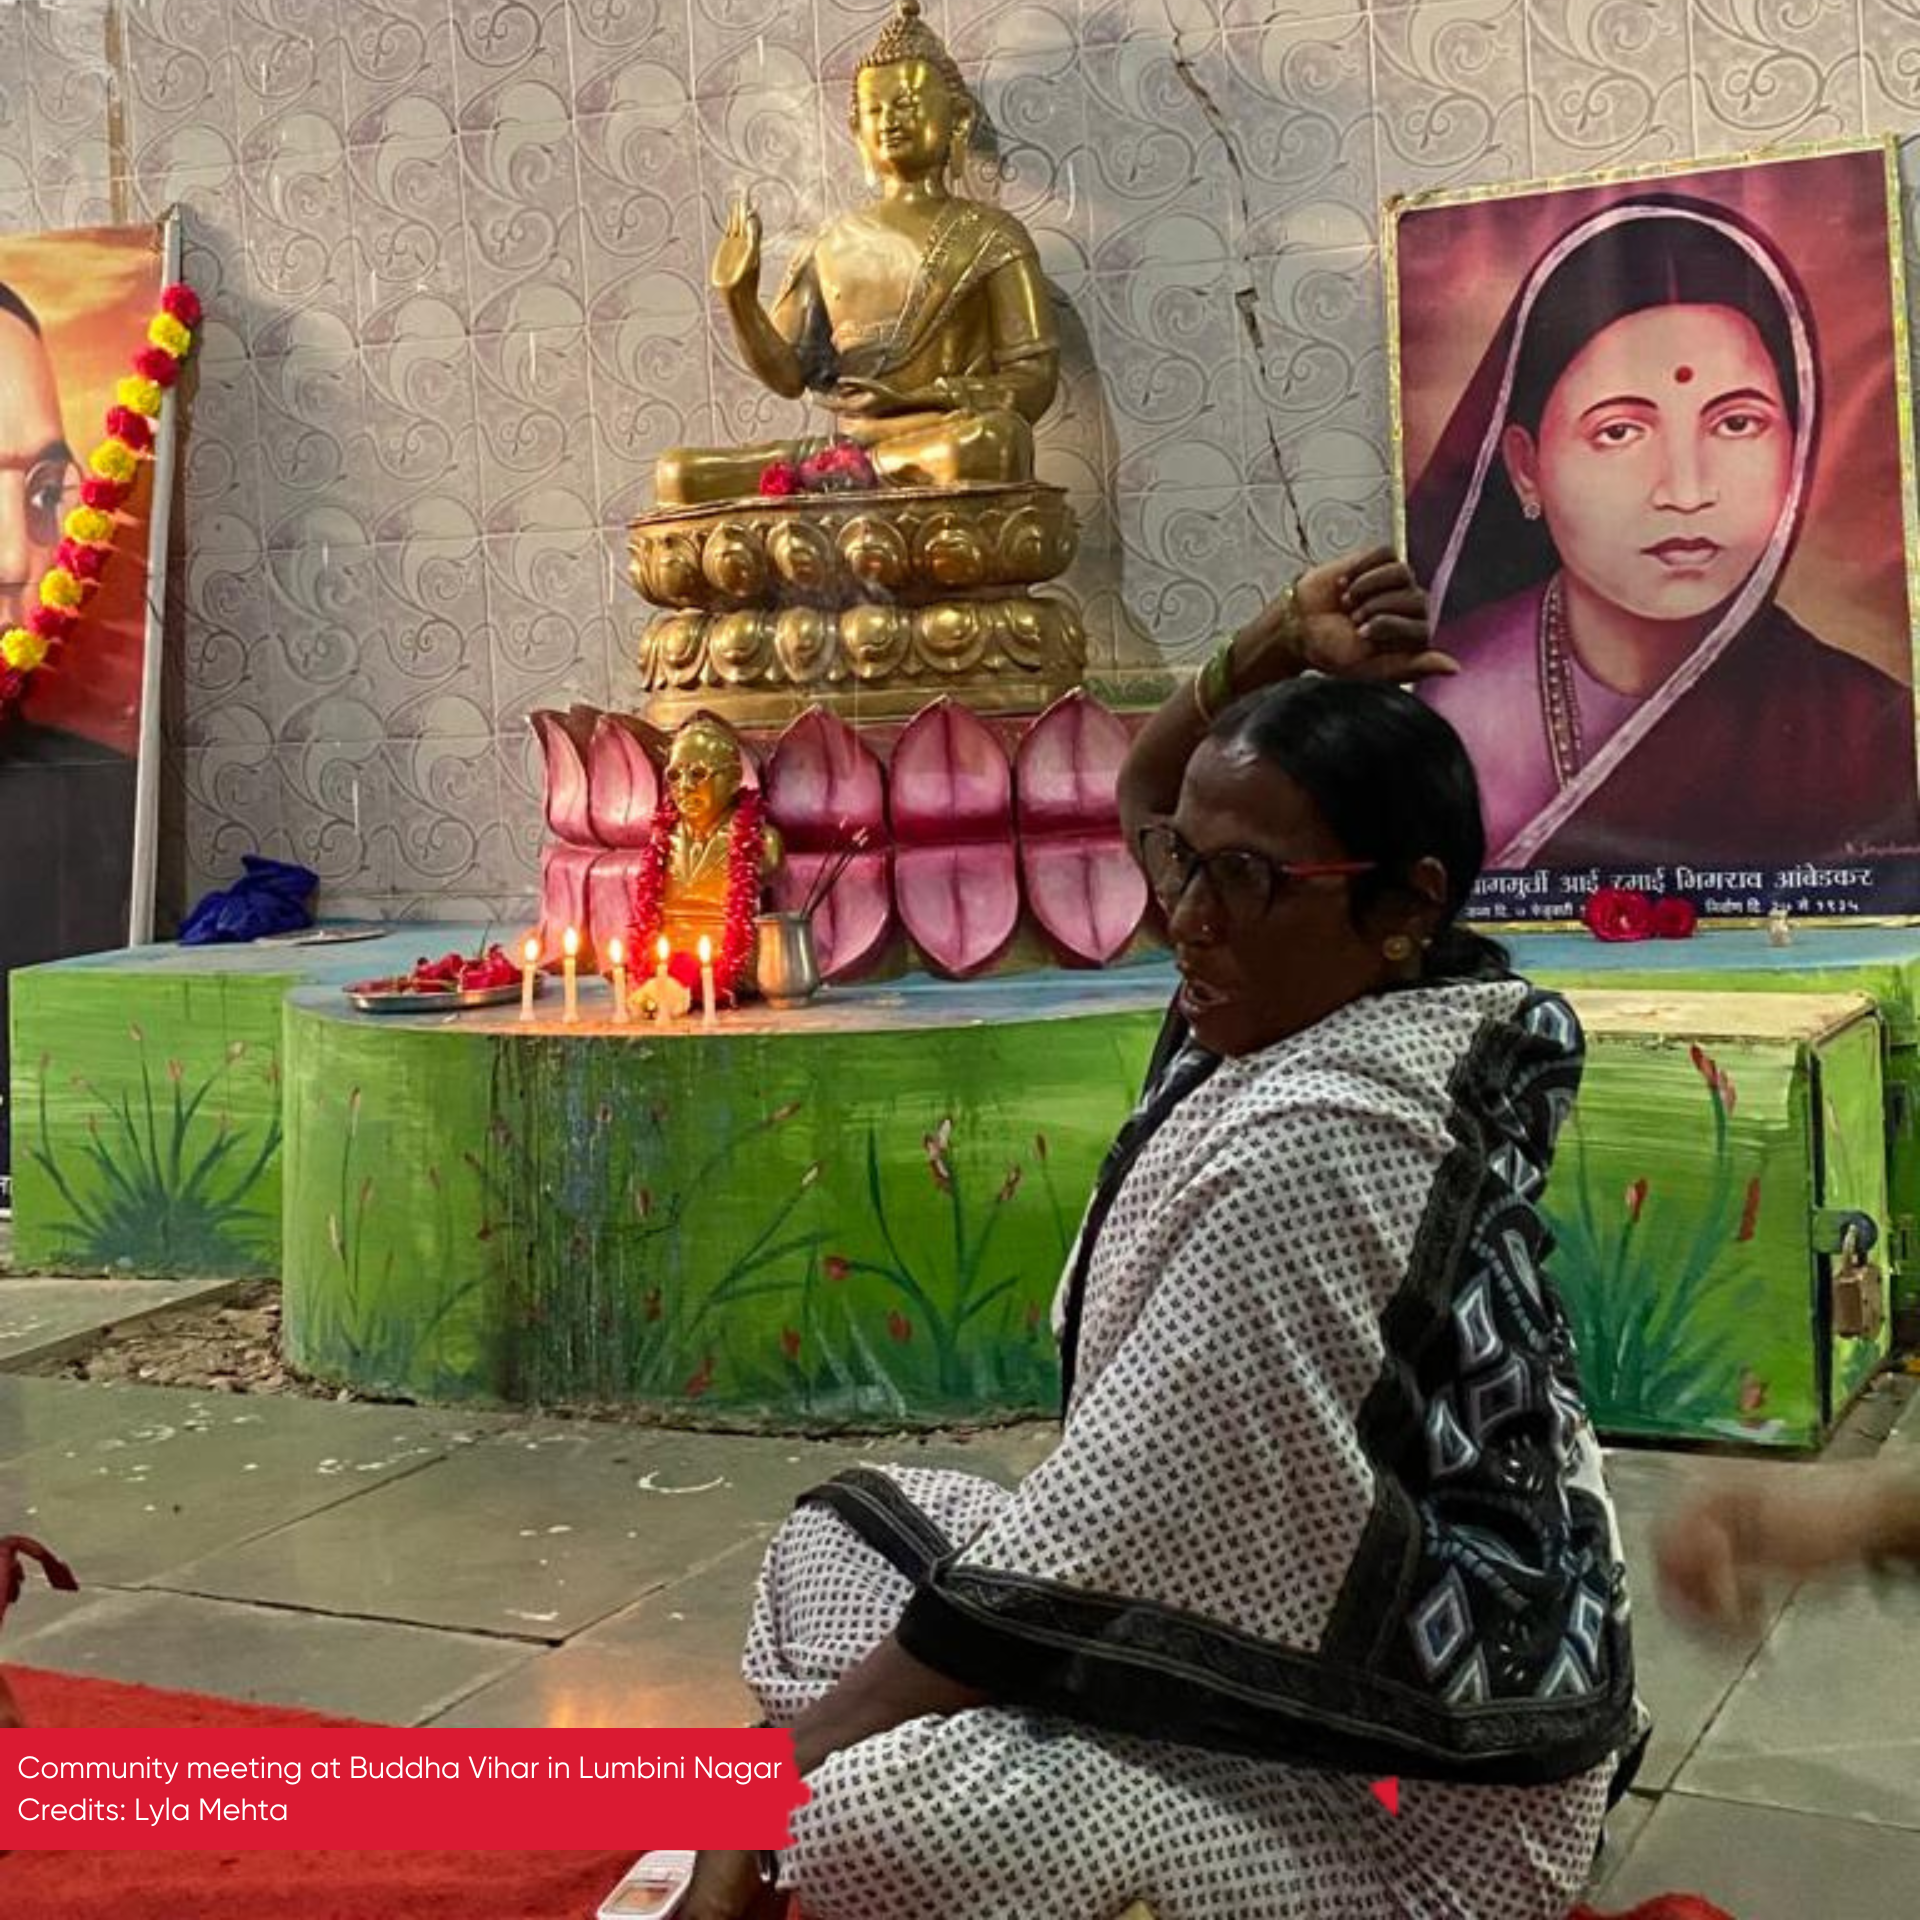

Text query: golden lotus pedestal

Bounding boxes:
[628,481,1087,727]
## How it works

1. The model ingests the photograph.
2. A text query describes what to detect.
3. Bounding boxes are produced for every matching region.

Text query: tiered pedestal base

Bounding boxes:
[628,482,1087,727]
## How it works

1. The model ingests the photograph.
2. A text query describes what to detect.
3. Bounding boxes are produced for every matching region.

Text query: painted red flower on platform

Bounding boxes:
[1584,887,1654,942]
[1689,1044,1738,1116]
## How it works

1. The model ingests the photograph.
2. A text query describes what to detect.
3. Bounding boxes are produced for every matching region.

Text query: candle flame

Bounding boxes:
[607,937,624,967]
[656,935,671,964]
[697,935,713,963]
[522,935,539,963]
[562,926,580,957]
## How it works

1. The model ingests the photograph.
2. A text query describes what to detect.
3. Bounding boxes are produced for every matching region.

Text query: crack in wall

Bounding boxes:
[1165,11,1317,566]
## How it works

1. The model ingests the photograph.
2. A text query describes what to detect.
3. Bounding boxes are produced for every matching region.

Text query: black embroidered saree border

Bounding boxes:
[864,988,1636,1787]
[894,1560,1634,1787]
[799,1467,956,1586]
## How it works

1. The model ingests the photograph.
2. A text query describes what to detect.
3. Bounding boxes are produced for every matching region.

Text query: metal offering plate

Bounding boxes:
[346,977,538,1015]
[257,925,389,947]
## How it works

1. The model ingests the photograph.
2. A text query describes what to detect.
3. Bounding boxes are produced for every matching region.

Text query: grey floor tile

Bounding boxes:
[158,1426,841,1639]
[1604,1449,1788,1789]
[428,1535,766,1729]
[1676,1575,1920,1830]
[1881,1380,1920,1457]
[0,1390,476,1585]
[1587,1790,1657,1899]
[0,1375,263,1466]
[1597,1791,1920,1919]
[156,1419,1050,1642]
[0,1276,242,1364]
[0,1585,536,1724]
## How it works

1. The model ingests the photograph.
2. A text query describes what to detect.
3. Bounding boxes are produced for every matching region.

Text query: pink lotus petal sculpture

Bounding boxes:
[538,843,599,965]
[530,708,601,848]
[766,708,892,980]
[1015,692,1148,966]
[587,850,651,969]
[888,700,1018,976]
[588,712,667,848]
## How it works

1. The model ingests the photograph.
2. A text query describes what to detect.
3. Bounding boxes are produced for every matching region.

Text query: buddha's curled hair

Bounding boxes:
[848,0,976,132]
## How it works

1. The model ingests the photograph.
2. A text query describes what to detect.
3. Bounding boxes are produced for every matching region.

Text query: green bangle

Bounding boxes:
[1194,637,1237,724]
[1273,581,1307,668]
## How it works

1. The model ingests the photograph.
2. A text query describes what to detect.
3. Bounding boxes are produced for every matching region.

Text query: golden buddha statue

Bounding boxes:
[655,717,783,965]
[627,0,1085,726]
[655,0,1057,505]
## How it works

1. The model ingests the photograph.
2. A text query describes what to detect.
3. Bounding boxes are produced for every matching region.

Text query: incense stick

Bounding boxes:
[800,827,870,921]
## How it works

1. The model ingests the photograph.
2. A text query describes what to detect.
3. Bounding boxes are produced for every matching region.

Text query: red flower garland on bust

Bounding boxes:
[627,786,766,1005]
[0,281,200,729]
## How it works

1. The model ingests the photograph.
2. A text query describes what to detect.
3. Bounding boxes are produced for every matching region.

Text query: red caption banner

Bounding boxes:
[1,1727,807,1851]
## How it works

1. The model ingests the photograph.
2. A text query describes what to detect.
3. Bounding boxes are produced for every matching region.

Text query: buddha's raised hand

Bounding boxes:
[711,194,763,298]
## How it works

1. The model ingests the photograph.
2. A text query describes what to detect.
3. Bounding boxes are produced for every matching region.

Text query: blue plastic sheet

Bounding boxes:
[179,855,319,945]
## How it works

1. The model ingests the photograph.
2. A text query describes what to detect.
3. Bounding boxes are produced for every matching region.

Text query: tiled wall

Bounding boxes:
[2,0,1917,924]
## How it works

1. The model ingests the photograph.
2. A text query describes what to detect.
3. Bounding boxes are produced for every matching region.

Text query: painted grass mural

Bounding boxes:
[281,1000,1146,1426]
[1543,1001,1888,1447]
[13,972,291,1278]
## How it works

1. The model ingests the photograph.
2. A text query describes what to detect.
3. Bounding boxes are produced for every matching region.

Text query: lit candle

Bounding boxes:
[653,935,672,1025]
[698,934,716,1029]
[562,925,580,1024]
[608,936,628,1025]
[519,935,540,1022]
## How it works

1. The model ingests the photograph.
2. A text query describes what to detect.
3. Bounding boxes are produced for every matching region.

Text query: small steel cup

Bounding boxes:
[753,912,821,1009]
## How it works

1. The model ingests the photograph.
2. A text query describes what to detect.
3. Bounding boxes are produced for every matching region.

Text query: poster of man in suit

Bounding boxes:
[0,225,172,1202]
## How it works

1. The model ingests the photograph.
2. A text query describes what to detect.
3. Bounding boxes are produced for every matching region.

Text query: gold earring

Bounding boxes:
[1383,934,1415,964]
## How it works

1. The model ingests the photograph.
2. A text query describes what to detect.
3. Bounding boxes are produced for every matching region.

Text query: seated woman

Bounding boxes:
[683,548,1640,1920]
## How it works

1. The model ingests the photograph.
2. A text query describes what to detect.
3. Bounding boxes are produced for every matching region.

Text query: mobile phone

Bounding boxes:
[596,1850,697,1919]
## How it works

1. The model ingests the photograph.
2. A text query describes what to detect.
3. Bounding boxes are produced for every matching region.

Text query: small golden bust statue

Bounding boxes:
[645,718,783,973]
[655,0,1058,505]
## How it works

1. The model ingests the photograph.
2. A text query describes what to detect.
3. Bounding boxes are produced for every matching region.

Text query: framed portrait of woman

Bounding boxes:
[1388,142,1920,923]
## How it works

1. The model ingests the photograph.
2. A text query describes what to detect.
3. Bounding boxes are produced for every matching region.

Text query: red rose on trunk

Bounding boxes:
[1651,896,1698,939]
[1584,887,1654,942]
[759,459,803,497]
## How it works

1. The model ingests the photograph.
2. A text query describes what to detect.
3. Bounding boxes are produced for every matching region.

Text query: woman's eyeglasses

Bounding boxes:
[1136,823,1374,925]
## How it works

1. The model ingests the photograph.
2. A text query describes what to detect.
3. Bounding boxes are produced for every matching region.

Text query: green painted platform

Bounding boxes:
[280,971,1172,1425]
[12,924,1920,1434]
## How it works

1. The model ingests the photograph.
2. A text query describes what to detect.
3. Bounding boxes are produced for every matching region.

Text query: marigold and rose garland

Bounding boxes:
[627,785,767,1005]
[0,281,202,729]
